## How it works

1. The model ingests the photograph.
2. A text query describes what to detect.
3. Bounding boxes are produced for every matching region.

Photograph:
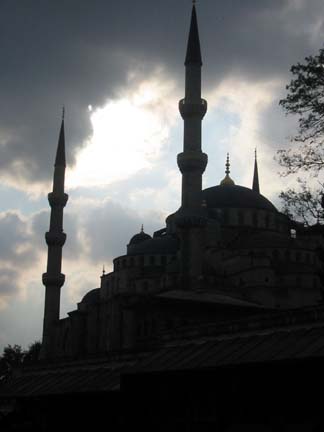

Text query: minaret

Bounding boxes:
[41,110,68,358]
[252,149,260,194]
[178,3,207,210]
[176,4,207,288]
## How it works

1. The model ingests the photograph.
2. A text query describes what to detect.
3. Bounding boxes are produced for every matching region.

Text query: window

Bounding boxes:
[143,281,149,292]
[223,209,229,224]
[272,249,279,260]
[238,211,244,225]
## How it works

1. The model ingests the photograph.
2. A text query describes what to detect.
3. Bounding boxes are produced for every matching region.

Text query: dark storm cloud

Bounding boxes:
[0,0,323,184]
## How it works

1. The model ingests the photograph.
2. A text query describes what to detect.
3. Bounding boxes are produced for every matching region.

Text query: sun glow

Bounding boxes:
[67,79,176,188]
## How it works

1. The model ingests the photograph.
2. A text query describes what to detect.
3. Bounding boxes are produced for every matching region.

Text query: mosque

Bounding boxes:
[40,4,324,361]
[3,5,324,431]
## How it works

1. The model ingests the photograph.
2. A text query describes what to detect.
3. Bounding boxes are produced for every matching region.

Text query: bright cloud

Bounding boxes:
[67,76,178,188]
[205,77,293,204]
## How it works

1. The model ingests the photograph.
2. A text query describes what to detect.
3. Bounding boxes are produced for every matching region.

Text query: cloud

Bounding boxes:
[0,0,323,191]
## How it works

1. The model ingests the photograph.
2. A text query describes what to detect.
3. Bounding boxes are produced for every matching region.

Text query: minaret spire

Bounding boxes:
[41,113,69,359]
[185,3,202,67]
[252,148,260,194]
[55,111,66,168]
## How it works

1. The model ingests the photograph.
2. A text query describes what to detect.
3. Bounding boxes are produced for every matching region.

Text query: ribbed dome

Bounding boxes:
[202,185,277,212]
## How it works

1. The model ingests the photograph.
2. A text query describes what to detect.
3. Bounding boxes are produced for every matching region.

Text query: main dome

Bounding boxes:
[202,185,278,212]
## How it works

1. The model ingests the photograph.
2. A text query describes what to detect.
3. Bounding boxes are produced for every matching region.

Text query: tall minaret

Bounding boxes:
[41,111,68,358]
[176,3,207,288]
[178,3,207,210]
[252,149,260,194]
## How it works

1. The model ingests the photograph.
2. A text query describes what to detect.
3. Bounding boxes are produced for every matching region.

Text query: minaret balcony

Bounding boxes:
[48,192,69,207]
[45,231,67,247]
[42,272,65,287]
[177,151,208,174]
[179,98,207,119]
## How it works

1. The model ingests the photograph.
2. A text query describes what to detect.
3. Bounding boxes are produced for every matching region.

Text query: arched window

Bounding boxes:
[272,249,279,260]
[290,229,297,239]
[63,328,69,353]
[223,209,229,224]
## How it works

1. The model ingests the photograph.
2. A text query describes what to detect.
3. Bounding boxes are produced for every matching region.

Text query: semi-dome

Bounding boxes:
[202,185,278,212]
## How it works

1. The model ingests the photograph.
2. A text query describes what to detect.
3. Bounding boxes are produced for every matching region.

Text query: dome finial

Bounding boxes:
[102,264,106,276]
[225,152,230,176]
[220,153,235,186]
[141,224,144,233]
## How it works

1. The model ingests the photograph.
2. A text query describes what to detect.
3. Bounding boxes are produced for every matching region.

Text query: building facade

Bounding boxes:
[41,5,324,360]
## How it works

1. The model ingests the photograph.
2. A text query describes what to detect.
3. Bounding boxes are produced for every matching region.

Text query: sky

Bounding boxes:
[0,0,323,351]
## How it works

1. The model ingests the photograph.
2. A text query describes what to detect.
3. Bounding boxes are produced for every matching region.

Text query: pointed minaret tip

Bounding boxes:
[252,148,260,194]
[55,110,66,167]
[185,2,202,66]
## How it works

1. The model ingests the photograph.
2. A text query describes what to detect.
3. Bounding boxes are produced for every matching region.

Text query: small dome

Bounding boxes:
[81,288,100,305]
[220,174,235,186]
[128,235,178,255]
[129,227,152,246]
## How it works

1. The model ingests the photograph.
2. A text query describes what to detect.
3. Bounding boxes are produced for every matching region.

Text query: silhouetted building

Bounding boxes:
[2,5,324,431]
[40,4,324,361]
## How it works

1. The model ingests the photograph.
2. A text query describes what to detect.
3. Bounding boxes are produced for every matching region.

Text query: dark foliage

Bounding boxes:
[277,47,324,223]
[0,341,41,382]
[279,179,324,225]
[277,47,324,176]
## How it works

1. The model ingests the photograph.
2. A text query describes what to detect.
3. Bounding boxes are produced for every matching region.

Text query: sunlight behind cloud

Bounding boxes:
[67,78,177,188]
